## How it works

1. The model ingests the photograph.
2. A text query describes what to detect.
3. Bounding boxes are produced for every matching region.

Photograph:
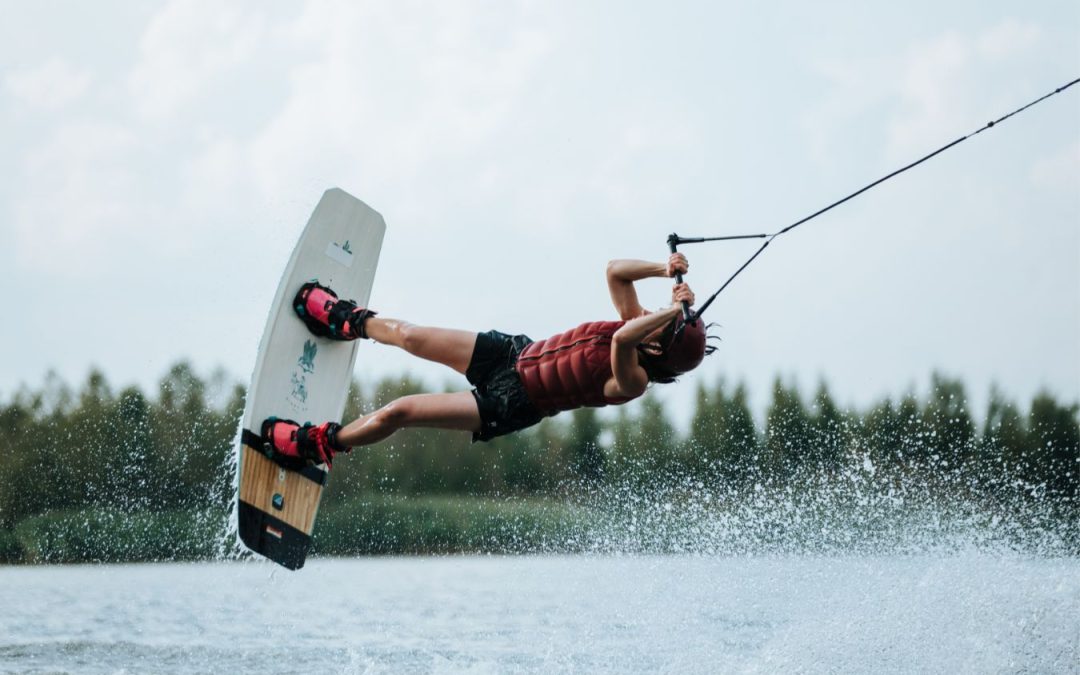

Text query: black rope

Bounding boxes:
[685,76,1080,321]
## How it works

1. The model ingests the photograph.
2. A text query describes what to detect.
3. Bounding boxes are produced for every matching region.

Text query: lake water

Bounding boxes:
[1,554,1077,674]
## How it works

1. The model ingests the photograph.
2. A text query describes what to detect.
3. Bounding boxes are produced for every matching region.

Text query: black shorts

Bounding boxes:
[467,330,544,442]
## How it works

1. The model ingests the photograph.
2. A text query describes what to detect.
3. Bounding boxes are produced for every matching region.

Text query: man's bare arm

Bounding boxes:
[605,305,682,399]
[606,255,688,320]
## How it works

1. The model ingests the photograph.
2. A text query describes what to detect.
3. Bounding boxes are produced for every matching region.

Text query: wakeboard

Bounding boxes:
[236,188,385,569]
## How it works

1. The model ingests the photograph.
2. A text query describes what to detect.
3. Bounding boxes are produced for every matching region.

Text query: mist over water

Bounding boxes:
[566,465,1078,557]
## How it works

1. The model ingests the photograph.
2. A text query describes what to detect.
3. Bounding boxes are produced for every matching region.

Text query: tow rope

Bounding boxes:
[669,76,1080,323]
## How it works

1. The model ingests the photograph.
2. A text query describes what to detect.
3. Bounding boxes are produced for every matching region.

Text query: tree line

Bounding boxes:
[0,362,1076,532]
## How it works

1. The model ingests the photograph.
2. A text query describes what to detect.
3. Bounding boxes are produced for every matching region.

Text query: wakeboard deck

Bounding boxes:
[236,188,385,569]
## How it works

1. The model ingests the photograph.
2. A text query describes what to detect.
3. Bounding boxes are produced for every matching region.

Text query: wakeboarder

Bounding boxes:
[262,253,712,465]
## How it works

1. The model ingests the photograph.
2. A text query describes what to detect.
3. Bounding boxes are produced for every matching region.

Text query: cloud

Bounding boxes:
[246,1,553,205]
[9,0,686,284]
[886,32,974,157]
[128,0,265,120]
[4,0,267,277]
[180,136,246,208]
[799,56,892,166]
[12,121,145,275]
[803,20,1046,165]
[1030,139,1080,192]
[976,18,1041,60]
[4,57,92,110]
[238,0,709,252]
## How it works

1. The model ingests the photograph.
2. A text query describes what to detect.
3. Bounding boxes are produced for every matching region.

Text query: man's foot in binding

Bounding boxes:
[261,418,350,468]
[293,281,376,341]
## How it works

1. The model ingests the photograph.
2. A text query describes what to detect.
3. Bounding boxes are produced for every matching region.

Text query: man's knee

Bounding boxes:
[399,323,424,353]
[375,398,417,429]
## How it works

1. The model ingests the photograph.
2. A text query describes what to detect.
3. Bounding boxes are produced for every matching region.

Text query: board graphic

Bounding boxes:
[236,188,385,569]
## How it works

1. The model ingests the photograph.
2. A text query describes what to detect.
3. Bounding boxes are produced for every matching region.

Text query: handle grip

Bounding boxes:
[667,234,694,323]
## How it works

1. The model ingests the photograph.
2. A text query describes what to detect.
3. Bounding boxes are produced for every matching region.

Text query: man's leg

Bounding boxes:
[364,318,478,375]
[336,391,481,447]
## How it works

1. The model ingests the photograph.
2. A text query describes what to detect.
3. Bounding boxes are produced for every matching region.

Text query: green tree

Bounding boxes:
[764,378,810,478]
[809,381,847,472]
[859,398,903,475]
[0,398,33,526]
[1027,392,1080,499]
[110,386,154,510]
[65,369,116,510]
[723,383,759,487]
[922,373,975,471]
[687,380,725,482]
[152,362,219,508]
[897,392,929,469]
[604,393,679,487]
[635,393,679,484]
[607,406,637,484]
[501,418,558,493]
[567,407,605,483]
[686,380,759,488]
[980,386,1027,481]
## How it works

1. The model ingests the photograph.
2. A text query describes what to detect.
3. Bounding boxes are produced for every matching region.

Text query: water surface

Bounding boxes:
[1,555,1077,673]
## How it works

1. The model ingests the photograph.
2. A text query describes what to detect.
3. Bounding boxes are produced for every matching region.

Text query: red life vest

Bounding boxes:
[515,320,638,414]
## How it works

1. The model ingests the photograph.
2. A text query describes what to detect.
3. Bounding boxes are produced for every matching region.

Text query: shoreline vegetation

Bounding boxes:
[1,362,1076,564]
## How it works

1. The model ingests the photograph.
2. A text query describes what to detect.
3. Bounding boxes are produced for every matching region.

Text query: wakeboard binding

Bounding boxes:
[293,281,377,341]
[260,417,349,469]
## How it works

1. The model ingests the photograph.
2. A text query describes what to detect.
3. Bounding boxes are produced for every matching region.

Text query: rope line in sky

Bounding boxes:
[681,76,1080,322]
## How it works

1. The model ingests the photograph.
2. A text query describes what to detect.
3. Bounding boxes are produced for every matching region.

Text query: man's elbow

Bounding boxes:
[611,329,636,348]
[614,372,647,399]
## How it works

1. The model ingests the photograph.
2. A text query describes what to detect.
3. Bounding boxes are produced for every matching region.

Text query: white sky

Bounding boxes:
[1,0,1078,422]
